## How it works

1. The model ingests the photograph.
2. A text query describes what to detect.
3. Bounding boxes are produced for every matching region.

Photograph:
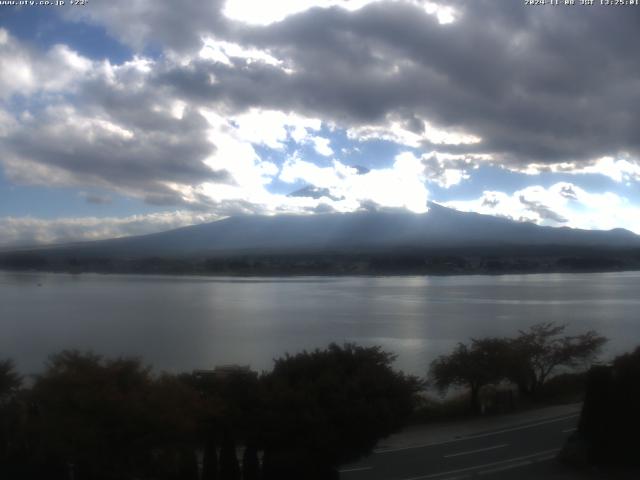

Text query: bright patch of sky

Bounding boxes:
[223,0,456,26]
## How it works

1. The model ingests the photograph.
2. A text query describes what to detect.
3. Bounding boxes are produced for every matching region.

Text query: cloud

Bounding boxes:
[222,0,379,26]
[229,108,322,149]
[79,193,113,205]
[0,211,222,248]
[523,155,640,184]
[420,151,489,188]
[445,183,640,234]
[0,29,92,99]
[59,0,640,169]
[279,151,429,212]
[0,35,229,207]
[311,136,334,156]
[347,113,481,148]
[2,99,227,205]
[62,0,228,54]
[148,0,640,169]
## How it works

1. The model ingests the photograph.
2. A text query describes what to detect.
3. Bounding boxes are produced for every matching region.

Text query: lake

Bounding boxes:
[2,270,639,376]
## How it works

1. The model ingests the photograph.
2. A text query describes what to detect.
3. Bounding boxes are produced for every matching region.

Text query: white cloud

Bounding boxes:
[223,0,377,26]
[0,211,222,247]
[199,38,288,70]
[200,108,283,198]
[0,31,94,99]
[523,155,640,184]
[347,113,481,148]
[445,182,640,234]
[421,151,490,188]
[229,108,322,150]
[222,0,456,26]
[311,136,334,156]
[279,151,429,213]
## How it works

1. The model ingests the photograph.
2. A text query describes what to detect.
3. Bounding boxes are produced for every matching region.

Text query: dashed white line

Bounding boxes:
[375,413,579,454]
[478,452,558,476]
[339,466,372,473]
[443,443,508,458]
[399,448,560,480]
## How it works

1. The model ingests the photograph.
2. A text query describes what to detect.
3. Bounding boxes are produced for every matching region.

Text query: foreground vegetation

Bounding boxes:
[0,323,629,478]
[428,322,607,414]
[563,346,640,468]
[0,344,421,480]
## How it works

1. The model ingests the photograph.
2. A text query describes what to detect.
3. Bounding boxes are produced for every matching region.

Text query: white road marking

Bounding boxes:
[339,466,372,473]
[399,448,560,480]
[478,452,558,476]
[375,413,579,454]
[443,443,508,458]
[562,427,577,433]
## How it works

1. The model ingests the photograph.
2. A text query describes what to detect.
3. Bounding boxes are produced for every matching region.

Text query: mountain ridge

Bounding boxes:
[2,204,640,275]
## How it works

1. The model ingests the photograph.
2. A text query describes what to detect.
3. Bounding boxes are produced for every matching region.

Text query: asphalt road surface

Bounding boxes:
[339,413,579,480]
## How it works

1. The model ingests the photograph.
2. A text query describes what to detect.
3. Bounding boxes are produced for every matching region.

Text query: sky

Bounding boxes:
[1,0,640,247]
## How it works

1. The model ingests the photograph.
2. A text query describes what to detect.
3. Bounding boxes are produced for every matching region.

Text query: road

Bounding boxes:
[339,413,579,480]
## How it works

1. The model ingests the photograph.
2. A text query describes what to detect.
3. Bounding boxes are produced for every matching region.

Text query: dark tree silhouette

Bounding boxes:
[430,338,511,413]
[1,344,420,479]
[0,359,22,477]
[27,351,203,480]
[260,343,421,477]
[177,448,199,480]
[219,430,240,480]
[0,359,21,402]
[202,439,219,480]
[430,323,607,412]
[242,444,260,480]
[564,346,640,466]
[509,322,607,397]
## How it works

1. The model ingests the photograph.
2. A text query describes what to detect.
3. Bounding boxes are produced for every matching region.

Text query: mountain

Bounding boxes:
[3,204,640,275]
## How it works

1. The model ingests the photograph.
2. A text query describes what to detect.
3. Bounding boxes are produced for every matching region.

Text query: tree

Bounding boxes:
[242,443,260,480]
[259,343,421,477]
[219,430,240,480]
[509,322,607,397]
[429,338,511,413]
[0,359,22,474]
[28,350,203,479]
[569,346,640,466]
[202,438,219,480]
[0,359,21,403]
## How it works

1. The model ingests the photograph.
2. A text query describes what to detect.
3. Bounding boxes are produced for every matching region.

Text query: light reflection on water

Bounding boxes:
[1,270,639,376]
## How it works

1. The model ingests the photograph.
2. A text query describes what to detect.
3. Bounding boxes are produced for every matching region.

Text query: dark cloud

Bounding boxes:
[0,53,230,206]
[2,102,228,203]
[559,184,578,200]
[482,196,500,208]
[152,0,640,166]
[288,185,342,200]
[80,193,112,205]
[518,195,567,224]
[63,0,229,53]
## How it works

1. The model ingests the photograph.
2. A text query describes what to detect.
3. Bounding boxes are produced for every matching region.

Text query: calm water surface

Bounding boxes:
[2,271,639,376]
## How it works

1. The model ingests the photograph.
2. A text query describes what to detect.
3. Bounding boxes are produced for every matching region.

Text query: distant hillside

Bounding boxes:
[2,204,640,275]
